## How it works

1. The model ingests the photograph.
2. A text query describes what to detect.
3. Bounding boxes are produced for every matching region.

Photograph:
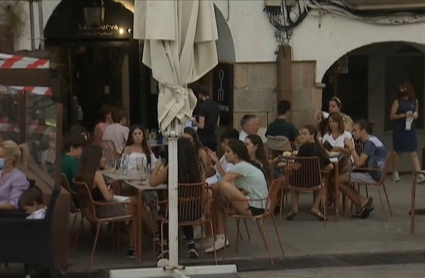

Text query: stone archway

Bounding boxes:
[319,41,425,172]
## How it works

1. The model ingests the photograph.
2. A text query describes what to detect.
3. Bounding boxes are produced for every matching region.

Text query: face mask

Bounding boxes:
[0,158,5,170]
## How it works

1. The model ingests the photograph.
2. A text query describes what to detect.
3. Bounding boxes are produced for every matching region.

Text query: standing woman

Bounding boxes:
[390,82,424,183]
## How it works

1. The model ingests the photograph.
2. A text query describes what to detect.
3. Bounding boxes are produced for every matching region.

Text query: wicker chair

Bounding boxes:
[224,178,286,264]
[72,180,137,269]
[347,153,395,222]
[283,157,328,226]
[156,182,217,264]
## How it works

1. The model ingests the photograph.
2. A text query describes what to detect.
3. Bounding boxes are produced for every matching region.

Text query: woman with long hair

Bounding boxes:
[122,125,157,171]
[205,140,268,253]
[0,141,30,210]
[322,112,353,156]
[390,82,424,183]
[149,137,205,259]
[245,135,270,181]
[286,125,333,221]
[182,127,208,166]
[75,145,139,258]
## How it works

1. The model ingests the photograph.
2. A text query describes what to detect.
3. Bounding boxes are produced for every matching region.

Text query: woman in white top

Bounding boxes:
[205,140,269,253]
[122,125,157,171]
[321,112,353,156]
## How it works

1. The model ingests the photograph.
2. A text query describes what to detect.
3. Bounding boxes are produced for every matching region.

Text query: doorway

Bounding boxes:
[46,40,145,131]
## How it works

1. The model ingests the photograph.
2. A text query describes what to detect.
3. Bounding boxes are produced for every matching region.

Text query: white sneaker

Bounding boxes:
[193,226,204,240]
[417,174,425,184]
[195,237,213,249]
[392,172,400,182]
[204,237,229,253]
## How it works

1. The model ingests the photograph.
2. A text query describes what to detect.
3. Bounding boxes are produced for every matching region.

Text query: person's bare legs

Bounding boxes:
[290,191,300,213]
[392,154,400,181]
[215,181,251,234]
[410,152,422,172]
[312,187,324,212]
[206,181,251,253]
[338,174,369,213]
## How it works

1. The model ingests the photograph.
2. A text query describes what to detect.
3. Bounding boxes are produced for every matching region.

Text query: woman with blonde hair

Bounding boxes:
[0,140,30,210]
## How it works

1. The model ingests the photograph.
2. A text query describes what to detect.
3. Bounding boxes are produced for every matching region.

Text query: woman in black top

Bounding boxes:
[75,145,139,258]
[287,125,333,221]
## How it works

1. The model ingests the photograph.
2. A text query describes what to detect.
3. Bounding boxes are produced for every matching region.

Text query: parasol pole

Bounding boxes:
[164,118,180,268]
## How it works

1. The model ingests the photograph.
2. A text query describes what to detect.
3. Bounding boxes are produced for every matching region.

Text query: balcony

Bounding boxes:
[343,0,425,11]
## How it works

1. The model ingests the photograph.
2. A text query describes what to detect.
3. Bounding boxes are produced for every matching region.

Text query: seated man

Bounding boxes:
[102,108,129,154]
[239,114,259,142]
[61,132,87,207]
[338,120,387,219]
[266,100,299,141]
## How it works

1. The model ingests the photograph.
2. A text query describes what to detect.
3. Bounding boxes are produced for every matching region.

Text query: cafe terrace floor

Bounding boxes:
[3,175,425,277]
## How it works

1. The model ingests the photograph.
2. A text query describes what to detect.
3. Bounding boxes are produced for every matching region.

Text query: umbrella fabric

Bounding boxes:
[133,0,218,132]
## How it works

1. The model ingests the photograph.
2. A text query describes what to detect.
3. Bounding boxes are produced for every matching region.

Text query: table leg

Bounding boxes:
[411,174,416,234]
[137,189,144,262]
[334,163,339,221]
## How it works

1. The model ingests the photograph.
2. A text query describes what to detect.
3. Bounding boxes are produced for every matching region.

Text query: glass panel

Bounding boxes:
[26,93,59,179]
[0,87,20,142]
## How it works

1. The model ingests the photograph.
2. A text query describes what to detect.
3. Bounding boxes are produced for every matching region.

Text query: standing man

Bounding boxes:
[102,108,129,154]
[192,84,220,151]
[239,114,259,141]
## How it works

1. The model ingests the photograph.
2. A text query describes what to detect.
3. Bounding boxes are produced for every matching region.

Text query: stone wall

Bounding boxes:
[232,63,277,130]
[291,61,323,128]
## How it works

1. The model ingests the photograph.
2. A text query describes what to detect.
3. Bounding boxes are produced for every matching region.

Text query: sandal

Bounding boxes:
[311,210,326,221]
[356,197,374,219]
[286,211,298,221]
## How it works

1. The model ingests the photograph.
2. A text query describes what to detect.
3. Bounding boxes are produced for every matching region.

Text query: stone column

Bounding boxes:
[0,24,14,53]
[291,61,323,128]
[233,63,277,130]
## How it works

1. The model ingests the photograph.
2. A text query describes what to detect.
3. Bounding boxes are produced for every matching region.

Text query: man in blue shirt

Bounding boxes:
[338,120,387,219]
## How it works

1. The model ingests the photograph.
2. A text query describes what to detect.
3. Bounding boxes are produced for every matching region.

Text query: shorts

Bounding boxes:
[350,172,377,183]
[248,206,265,216]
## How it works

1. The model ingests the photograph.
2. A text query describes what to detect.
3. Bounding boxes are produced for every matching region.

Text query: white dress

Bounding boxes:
[322,131,353,148]
[128,152,158,171]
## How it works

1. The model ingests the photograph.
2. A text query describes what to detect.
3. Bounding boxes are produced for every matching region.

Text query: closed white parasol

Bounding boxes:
[110,1,237,277]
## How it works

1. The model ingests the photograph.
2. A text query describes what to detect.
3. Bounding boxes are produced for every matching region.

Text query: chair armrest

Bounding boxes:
[93,200,131,206]
[349,167,381,173]
[0,210,28,219]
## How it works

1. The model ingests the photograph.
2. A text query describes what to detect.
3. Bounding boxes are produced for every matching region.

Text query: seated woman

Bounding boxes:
[286,125,333,221]
[149,137,206,259]
[245,135,271,182]
[75,145,143,259]
[0,141,30,211]
[205,140,268,253]
[321,112,353,157]
[182,127,207,166]
[183,127,216,185]
[122,125,157,171]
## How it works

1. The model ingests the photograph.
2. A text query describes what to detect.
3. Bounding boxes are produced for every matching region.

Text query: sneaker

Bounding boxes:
[392,172,400,182]
[417,174,425,184]
[195,237,213,249]
[126,248,135,259]
[204,237,229,253]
